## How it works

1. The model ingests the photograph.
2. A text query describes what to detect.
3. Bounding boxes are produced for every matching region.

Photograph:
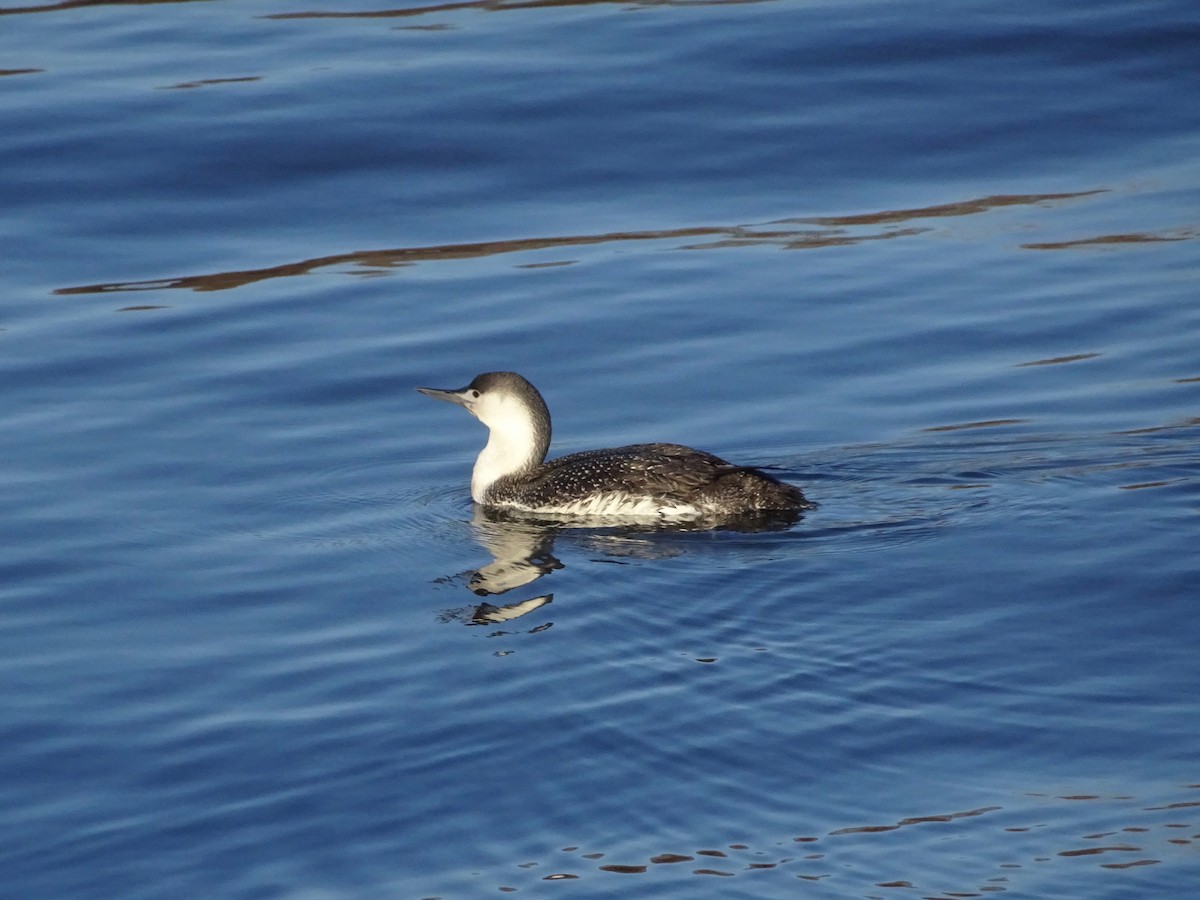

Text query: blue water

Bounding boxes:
[2,0,1198,897]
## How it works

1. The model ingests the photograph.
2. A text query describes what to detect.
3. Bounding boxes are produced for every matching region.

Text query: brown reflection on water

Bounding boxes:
[54,188,1107,298]
[923,419,1027,433]
[0,0,205,17]
[1058,844,1140,857]
[777,190,1105,228]
[0,67,43,75]
[680,225,928,250]
[1116,416,1200,435]
[649,853,693,863]
[263,0,759,22]
[1118,480,1173,491]
[160,75,262,90]
[1015,352,1101,367]
[52,222,919,296]
[1022,228,1196,250]
[472,786,1197,894]
[830,804,1001,835]
[1146,799,1200,811]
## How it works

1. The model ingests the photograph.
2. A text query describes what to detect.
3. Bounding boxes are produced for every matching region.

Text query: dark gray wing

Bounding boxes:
[506,443,740,506]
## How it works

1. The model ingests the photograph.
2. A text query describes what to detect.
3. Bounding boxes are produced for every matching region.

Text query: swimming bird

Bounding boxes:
[417,372,812,523]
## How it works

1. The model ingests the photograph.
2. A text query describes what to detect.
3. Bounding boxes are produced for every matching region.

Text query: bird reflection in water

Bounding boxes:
[437,508,562,633]
[442,505,804,632]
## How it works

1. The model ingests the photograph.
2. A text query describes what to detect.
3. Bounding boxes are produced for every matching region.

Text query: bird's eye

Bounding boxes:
[470,390,480,398]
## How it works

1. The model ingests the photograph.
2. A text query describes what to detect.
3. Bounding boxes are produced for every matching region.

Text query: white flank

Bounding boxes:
[499,492,702,519]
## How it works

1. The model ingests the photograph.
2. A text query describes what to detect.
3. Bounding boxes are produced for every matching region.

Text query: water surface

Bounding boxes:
[1,0,1198,897]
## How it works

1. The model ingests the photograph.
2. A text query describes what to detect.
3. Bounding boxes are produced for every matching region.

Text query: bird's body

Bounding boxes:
[417,372,812,524]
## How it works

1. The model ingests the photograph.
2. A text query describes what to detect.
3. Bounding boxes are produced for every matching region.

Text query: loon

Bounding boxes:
[417,371,813,522]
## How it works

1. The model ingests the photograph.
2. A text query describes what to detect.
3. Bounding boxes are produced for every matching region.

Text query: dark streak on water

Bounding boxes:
[50,191,1108,296]
[475,789,1196,894]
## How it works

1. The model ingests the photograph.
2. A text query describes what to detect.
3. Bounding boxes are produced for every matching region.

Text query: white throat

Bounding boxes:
[470,394,544,502]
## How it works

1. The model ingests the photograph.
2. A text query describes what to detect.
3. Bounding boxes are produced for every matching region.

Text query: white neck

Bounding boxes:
[470,394,545,502]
